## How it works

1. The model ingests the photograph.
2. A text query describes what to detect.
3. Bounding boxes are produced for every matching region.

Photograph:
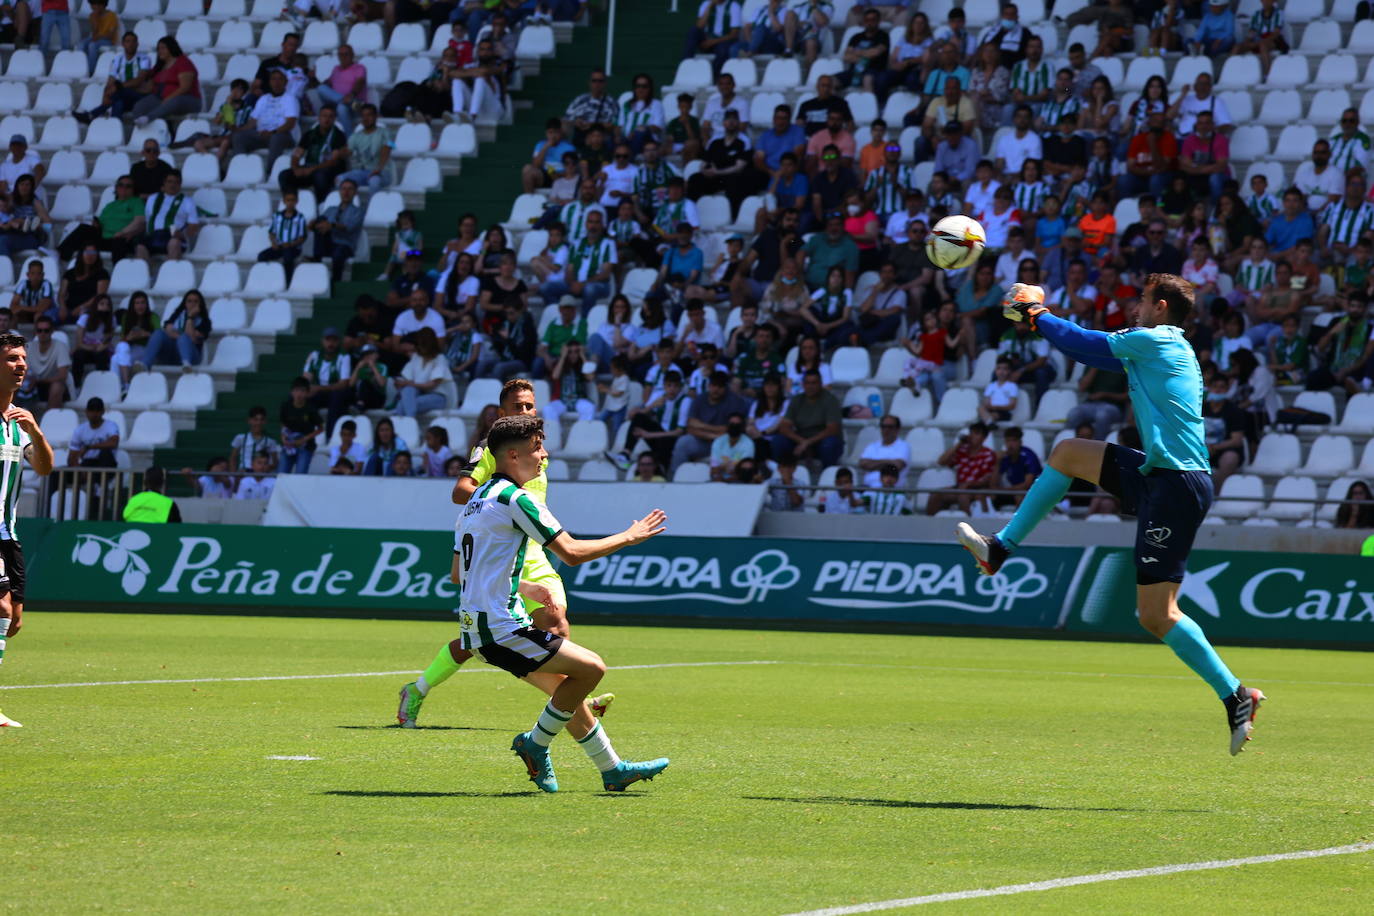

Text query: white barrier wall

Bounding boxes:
[262,477,765,537]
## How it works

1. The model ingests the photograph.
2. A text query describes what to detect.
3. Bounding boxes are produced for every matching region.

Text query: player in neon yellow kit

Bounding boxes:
[397,378,612,726]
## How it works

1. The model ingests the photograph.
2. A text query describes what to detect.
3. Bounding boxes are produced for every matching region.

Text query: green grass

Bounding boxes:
[2,613,1371,913]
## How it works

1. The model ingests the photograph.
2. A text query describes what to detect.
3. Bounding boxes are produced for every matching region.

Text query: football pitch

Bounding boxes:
[2,613,1371,914]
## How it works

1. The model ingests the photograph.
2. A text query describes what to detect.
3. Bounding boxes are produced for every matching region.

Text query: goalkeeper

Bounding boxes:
[956,274,1265,756]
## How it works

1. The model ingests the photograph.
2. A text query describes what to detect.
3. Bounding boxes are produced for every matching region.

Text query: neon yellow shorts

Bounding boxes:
[521,545,566,612]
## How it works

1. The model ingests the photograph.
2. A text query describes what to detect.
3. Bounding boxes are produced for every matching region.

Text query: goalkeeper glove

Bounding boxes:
[1002,283,1048,328]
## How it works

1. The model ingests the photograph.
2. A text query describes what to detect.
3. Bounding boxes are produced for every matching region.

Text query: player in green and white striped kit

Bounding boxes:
[456,415,669,793]
[0,332,56,728]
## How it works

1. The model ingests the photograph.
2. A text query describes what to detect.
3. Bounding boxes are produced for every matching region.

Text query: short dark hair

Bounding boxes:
[1144,273,1195,326]
[291,375,310,390]
[709,370,732,388]
[0,332,25,353]
[340,419,357,432]
[488,414,545,455]
[248,406,267,419]
[969,421,989,436]
[499,377,535,409]
[544,117,561,130]
[144,467,165,488]
[664,370,683,385]
[1003,426,1023,440]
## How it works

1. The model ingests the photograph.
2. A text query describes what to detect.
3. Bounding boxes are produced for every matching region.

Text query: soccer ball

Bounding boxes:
[926,215,987,270]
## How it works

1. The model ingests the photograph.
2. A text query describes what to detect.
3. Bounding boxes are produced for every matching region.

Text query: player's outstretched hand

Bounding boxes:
[3,406,39,435]
[624,509,668,545]
[1001,283,1048,325]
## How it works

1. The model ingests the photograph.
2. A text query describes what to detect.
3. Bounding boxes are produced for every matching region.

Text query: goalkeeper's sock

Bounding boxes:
[530,700,572,747]
[417,643,465,695]
[576,721,622,772]
[996,467,1072,549]
[1161,615,1241,700]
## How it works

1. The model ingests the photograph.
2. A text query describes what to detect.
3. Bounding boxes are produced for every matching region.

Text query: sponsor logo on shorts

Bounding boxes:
[1145,525,1171,548]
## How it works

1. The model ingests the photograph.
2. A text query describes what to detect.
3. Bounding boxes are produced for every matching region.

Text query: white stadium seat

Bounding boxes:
[1314,54,1358,88]
[1262,476,1319,520]
[209,298,248,333]
[76,371,121,408]
[721,58,757,90]
[1264,54,1309,89]
[457,379,503,418]
[1299,19,1342,54]
[249,299,293,334]
[829,347,871,384]
[1217,54,1261,91]
[244,263,287,296]
[120,376,168,411]
[1247,433,1300,476]
[195,224,236,259]
[109,259,151,295]
[49,185,92,221]
[1335,393,1374,433]
[761,58,802,89]
[170,373,215,411]
[697,195,732,231]
[1300,434,1354,478]
[124,412,174,450]
[223,154,266,188]
[1214,474,1265,519]
[32,83,73,115]
[199,262,243,298]
[209,336,255,372]
[888,388,933,426]
[152,260,197,296]
[930,388,979,428]
[1257,90,1301,127]
[562,420,608,458]
[667,58,712,92]
[289,264,331,297]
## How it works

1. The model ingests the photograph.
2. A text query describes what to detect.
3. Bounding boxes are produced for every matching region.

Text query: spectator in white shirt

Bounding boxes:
[599,143,638,209]
[395,328,453,417]
[994,105,1043,181]
[979,357,1019,424]
[1167,73,1232,137]
[235,450,277,499]
[0,135,44,199]
[66,396,120,469]
[328,419,365,473]
[857,416,910,488]
[234,69,300,160]
[135,170,199,261]
[675,298,725,360]
[1293,140,1344,213]
[389,289,446,354]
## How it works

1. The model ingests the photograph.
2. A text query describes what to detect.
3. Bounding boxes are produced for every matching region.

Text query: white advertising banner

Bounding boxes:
[262,476,764,537]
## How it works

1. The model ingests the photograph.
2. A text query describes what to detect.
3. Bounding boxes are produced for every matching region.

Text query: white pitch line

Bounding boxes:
[0,660,780,691]
[265,755,319,761]
[784,842,1374,915]
[806,661,1374,690]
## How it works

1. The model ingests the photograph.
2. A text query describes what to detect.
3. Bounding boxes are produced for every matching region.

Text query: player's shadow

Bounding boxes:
[336,724,507,732]
[745,796,1205,813]
[323,790,539,799]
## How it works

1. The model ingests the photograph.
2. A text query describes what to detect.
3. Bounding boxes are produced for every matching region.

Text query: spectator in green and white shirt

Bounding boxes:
[615,74,665,155]
[1329,109,1372,178]
[302,326,352,435]
[337,104,395,192]
[1318,175,1374,262]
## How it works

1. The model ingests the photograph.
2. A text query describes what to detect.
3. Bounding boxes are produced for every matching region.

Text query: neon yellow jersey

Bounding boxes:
[461,441,548,504]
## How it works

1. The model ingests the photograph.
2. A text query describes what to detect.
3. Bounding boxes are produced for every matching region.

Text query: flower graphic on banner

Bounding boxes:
[71,529,153,596]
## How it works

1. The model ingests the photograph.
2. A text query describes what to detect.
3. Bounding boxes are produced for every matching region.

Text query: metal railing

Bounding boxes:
[39,468,281,522]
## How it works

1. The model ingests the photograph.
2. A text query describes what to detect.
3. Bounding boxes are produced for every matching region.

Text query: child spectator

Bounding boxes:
[328,419,365,473]
[229,406,282,472]
[766,452,806,511]
[1077,191,1116,262]
[80,0,120,75]
[349,343,389,411]
[686,343,724,395]
[10,260,56,326]
[390,451,416,478]
[545,337,596,422]
[863,464,911,515]
[1230,237,1275,309]
[185,457,234,498]
[597,353,632,438]
[378,210,422,283]
[979,357,1019,424]
[902,308,957,403]
[1033,194,1067,258]
[1213,311,1252,373]
[994,425,1042,508]
[192,78,251,162]
[1181,238,1220,303]
[1244,173,1281,226]
[616,369,690,472]
[279,377,324,474]
[529,222,571,290]
[817,467,864,514]
[977,186,1023,252]
[235,450,277,499]
[257,189,308,281]
[419,426,453,478]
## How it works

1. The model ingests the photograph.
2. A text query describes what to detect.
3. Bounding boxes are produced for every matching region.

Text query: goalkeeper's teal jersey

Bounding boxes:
[1105,325,1209,474]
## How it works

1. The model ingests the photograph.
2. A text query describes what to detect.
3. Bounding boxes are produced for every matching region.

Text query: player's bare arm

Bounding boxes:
[7,407,54,476]
[545,510,668,567]
[453,474,479,504]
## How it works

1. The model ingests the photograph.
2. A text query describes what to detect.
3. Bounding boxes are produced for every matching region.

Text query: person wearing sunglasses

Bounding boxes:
[56,175,144,264]
[614,73,664,156]
[563,69,618,146]
[1328,108,1371,178]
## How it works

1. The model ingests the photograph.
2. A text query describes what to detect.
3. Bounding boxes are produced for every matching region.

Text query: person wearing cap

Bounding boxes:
[67,397,120,470]
[1189,0,1235,57]
[302,326,353,436]
[257,188,308,282]
[0,135,44,198]
[932,121,979,184]
[123,467,181,524]
[536,296,588,378]
[385,249,434,312]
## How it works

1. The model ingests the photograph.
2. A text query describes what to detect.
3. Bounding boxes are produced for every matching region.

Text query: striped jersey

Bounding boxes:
[453,475,564,643]
[618,98,664,136]
[863,489,909,515]
[927,191,961,215]
[1329,130,1371,176]
[1249,7,1283,35]
[558,201,605,246]
[302,348,351,385]
[1244,191,1280,222]
[13,279,53,310]
[0,415,31,541]
[1038,95,1080,131]
[863,164,914,217]
[1321,200,1374,248]
[109,52,153,83]
[1012,179,1050,215]
[269,208,307,245]
[634,161,679,212]
[1233,257,1275,291]
[1009,59,1051,98]
[571,235,617,281]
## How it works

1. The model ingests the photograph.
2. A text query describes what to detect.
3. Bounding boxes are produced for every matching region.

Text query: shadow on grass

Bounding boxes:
[745,796,1206,813]
[324,790,539,799]
[336,724,507,732]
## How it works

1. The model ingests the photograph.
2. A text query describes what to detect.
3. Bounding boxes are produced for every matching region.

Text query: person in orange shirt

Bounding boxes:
[1078,191,1117,262]
[80,0,121,74]
[858,119,890,178]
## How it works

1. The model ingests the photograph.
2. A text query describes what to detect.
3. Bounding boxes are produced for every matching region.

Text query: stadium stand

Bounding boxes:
[6,0,1374,530]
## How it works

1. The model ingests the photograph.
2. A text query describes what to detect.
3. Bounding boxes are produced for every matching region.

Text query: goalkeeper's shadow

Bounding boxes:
[743,795,1208,813]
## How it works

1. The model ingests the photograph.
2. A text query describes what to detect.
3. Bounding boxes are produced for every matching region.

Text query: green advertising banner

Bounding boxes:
[20,523,1374,647]
[23,522,1078,629]
[1072,548,1374,644]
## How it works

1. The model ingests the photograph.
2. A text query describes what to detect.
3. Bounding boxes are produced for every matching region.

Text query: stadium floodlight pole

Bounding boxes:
[606,0,617,75]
